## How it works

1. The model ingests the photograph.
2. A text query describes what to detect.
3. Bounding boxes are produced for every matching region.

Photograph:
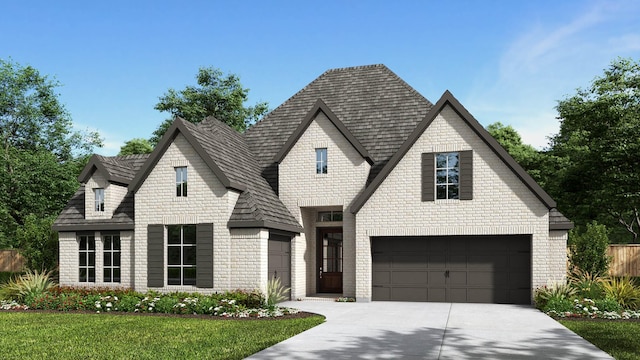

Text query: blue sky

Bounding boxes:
[2,0,639,155]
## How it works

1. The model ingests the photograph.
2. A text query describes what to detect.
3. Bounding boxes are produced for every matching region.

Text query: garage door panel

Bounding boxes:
[373,286,390,301]
[373,270,391,285]
[392,271,428,285]
[427,287,446,302]
[392,287,428,301]
[392,255,428,269]
[371,235,531,304]
[268,236,291,296]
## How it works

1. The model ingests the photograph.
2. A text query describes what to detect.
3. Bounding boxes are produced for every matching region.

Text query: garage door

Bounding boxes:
[372,235,531,304]
[268,233,291,298]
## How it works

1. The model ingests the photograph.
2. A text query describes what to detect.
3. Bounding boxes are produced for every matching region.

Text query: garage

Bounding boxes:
[268,233,291,297]
[371,235,531,304]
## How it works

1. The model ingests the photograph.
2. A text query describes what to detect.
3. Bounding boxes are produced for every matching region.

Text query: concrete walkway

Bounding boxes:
[248,301,612,359]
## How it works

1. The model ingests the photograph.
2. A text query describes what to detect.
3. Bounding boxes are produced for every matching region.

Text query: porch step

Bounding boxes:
[298,293,343,302]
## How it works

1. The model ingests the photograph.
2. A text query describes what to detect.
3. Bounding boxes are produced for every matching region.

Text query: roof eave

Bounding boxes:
[227,220,302,234]
[52,223,135,232]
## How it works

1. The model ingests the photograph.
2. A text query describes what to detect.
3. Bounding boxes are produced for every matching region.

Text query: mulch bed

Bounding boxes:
[2,309,323,321]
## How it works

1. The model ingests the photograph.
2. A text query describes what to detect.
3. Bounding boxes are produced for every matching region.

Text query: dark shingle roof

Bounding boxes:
[78,154,150,184]
[52,185,134,231]
[244,64,433,190]
[195,118,302,232]
[549,209,574,230]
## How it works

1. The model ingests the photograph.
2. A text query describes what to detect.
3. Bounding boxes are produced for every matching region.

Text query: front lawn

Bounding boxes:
[560,320,640,360]
[0,312,324,360]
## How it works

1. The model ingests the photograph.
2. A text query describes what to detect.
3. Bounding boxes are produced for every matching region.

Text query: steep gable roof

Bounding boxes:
[273,99,374,164]
[128,116,301,233]
[245,64,433,190]
[78,154,149,185]
[350,90,557,213]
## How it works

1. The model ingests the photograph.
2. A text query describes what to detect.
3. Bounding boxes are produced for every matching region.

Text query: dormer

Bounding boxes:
[77,154,145,220]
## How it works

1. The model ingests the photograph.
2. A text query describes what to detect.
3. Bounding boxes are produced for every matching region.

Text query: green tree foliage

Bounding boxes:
[150,67,269,144]
[15,215,58,271]
[552,58,640,242]
[119,138,153,155]
[0,59,101,267]
[568,222,611,276]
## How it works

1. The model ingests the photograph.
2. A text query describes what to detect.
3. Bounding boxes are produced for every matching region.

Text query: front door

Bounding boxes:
[317,228,343,293]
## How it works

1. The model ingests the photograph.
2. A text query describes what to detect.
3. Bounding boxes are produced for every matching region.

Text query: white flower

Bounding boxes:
[106,302,112,308]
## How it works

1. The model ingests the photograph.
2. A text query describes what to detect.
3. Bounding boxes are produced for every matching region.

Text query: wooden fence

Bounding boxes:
[0,250,26,272]
[608,245,640,277]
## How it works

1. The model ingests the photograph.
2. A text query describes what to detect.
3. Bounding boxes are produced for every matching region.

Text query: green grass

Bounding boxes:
[561,320,640,360]
[0,312,324,360]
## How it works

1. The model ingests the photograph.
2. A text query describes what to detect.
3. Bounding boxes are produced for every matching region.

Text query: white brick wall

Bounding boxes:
[58,230,133,288]
[280,112,370,298]
[134,133,245,294]
[230,228,269,293]
[356,105,566,301]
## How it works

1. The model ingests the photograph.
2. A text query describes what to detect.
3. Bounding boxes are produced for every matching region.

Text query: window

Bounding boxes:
[436,152,460,199]
[79,235,95,282]
[317,210,343,222]
[175,167,188,197]
[316,148,327,174]
[167,225,196,285]
[103,234,121,283]
[94,188,105,212]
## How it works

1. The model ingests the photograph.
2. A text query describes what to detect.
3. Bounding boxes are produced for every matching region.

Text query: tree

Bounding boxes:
[119,138,153,155]
[487,122,547,185]
[150,67,268,144]
[15,214,58,271]
[0,59,101,260]
[568,222,611,276]
[552,58,640,242]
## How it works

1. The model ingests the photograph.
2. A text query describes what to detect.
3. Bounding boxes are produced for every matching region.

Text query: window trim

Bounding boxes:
[94,188,105,212]
[435,152,460,200]
[102,233,121,283]
[78,234,96,283]
[175,167,188,197]
[167,225,196,286]
[316,148,327,174]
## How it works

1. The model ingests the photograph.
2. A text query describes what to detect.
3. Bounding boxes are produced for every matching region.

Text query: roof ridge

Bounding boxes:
[322,63,386,73]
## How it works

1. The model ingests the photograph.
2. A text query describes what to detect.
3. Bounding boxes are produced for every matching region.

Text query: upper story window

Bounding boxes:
[435,152,460,200]
[316,148,327,174]
[318,210,343,222]
[94,188,105,212]
[175,167,188,197]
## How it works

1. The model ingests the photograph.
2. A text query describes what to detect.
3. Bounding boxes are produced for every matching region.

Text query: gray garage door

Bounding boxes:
[268,233,291,298]
[372,235,531,304]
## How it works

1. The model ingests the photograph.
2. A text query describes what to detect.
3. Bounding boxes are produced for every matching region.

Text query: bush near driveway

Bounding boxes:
[0,312,325,360]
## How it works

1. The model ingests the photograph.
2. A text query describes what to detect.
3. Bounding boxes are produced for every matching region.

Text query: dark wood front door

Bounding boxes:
[317,228,343,293]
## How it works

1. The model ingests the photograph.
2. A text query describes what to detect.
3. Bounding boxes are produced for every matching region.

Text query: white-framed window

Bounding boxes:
[167,225,196,285]
[317,210,343,222]
[103,234,121,283]
[78,234,95,282]
[316,148,327,174]
[175,167,188,197]
[435,152,460,200]
[94,188,105,212]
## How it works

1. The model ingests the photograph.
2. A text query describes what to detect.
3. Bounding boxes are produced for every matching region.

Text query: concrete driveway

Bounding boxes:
[248,301,612,359]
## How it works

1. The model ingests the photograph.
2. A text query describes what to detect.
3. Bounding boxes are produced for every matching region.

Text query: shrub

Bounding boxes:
[265,276,290,307]
[118,294,142,312]
[600,276,640,309]
[216,290,264,308]
[15,214,58,271]
[0,269,55,301]
[0,272,20,284]
[568,268,604,300]
[152,296,179,313]
[534,282,576,310]
[568,221,610,276]
[594,297,622,312]
[543,297,574,313]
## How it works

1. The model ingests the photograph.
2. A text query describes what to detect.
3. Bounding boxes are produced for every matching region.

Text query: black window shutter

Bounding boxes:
[147,224,164,287]
[422,153,435,201]
[196,223,214,288]
[460,150,473,200]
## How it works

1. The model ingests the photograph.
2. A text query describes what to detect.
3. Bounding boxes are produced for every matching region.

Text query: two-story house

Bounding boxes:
[53,64,572,303]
